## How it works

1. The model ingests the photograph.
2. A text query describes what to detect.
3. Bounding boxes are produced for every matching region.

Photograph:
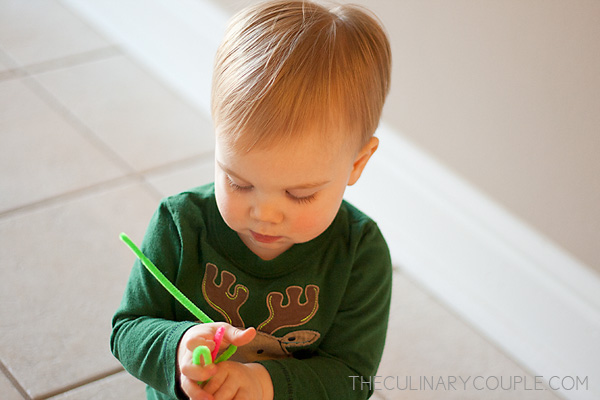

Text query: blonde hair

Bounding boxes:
[211,0,391,152]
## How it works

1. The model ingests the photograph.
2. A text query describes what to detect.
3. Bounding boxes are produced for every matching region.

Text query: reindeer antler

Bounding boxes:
[202,263,249,328]
[258,285,320,334]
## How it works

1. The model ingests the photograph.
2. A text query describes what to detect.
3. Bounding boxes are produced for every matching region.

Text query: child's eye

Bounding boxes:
[226,176,252,192]
[287,192,317,204]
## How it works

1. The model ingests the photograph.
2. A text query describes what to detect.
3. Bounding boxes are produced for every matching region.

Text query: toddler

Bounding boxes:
[111,1,392,399]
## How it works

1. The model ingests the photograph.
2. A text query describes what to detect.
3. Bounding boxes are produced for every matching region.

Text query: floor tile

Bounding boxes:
[48,371,146,400]
[375,272,562,400]
[0,369,25,400]
[370,392,386,400]
[0,53,12,73]
[35,56,215,172]
[0,49,21,81]
[0,79,126,213]
[0,181,159,399]
[0,0,110,67]
[144,154,215,198]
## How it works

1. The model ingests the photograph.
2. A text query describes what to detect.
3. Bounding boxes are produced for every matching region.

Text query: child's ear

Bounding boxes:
[348,136,379,186]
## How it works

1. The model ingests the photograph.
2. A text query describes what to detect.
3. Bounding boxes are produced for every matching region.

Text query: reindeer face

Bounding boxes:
[230,330,321,363]
[203,264,322,362]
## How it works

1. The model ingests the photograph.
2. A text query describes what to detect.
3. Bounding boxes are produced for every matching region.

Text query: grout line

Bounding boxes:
[0,44,19,69]
[0,46,137,181]
[132,151,216,199]
[0,175,141,219]
[130,150,215,198]
[1,45,214,219]
[21,74,138,176]
[0,45,23,82]
[0,46,121,83]
[141,176,165,201]
[0,152,215,220]
[24,46,122,76]
[0,360,33,400]
[1,44,216,219]
[141,150,215,177]
[0,68,26,82]
[35,366,125,400]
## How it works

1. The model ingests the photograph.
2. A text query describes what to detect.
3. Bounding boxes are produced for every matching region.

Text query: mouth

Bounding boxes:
[250,231,283,244]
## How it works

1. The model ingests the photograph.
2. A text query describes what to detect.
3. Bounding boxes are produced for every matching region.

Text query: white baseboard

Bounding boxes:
[60,1,600,399]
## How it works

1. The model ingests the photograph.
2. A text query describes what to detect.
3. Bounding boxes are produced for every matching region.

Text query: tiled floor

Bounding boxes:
[0,1,563,399]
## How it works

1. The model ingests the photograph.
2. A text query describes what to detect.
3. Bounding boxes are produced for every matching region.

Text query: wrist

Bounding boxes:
[246,363,274,400]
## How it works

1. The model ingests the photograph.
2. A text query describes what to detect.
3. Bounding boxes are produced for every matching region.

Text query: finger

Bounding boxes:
[212,382,240,400]
[178,347,195,376]
[186,336,215,352]
[201,365,229,395]
[181,363,218,382]
[222,326,256,347]
[182,324,227,351]
[180,344,211,368]
[180,375,214,400]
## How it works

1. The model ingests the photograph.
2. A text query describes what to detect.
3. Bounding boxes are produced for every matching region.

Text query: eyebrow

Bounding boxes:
[217,161,249,183]
[217,161,330,190]
[286,180,331,190]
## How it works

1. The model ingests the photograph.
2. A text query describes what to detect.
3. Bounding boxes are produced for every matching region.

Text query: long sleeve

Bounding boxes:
[110,187,393,400]
[258,223,393,399]
[110,202,196,399]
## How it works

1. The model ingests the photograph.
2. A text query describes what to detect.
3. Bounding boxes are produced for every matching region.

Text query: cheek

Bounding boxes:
[291,211,322,234]
[290,198,342,240]
[215,183,245,229]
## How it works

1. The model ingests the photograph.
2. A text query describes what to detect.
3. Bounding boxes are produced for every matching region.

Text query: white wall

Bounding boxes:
[358,0,600,274]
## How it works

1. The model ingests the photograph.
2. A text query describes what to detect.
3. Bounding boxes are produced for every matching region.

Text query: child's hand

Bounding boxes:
[177,323,256,400]
[200,361,273,400]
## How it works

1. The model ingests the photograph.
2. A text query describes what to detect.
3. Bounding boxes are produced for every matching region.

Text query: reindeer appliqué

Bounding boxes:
[202,263,321,362]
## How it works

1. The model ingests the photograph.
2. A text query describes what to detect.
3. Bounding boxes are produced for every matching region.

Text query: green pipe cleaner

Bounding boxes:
[119,232,237,362]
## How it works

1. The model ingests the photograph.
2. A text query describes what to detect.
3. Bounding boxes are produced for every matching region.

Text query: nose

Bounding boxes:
[250,196,283,224]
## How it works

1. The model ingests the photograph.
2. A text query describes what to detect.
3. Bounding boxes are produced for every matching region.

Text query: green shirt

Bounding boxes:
[111,183,392,399]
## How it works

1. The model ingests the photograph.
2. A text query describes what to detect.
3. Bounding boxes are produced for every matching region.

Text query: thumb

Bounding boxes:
[224,326,256,347]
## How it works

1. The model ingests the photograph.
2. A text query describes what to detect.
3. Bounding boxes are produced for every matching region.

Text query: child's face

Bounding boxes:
[214,132,377,260]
